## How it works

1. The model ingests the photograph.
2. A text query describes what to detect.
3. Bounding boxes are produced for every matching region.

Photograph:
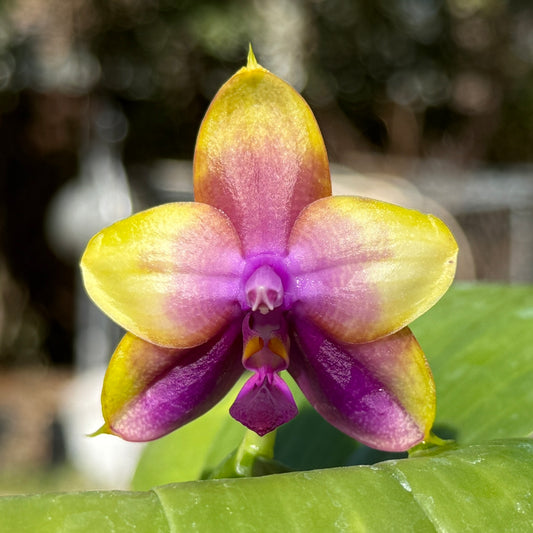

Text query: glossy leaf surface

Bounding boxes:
[2,440,532,532]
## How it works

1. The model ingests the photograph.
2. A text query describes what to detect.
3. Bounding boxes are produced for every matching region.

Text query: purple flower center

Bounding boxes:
[230,264,298,434]
[244,264,284,314]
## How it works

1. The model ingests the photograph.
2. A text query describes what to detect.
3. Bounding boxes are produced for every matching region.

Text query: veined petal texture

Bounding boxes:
[81,202,244,348]
[194,54,331,256]
[101,324,243,441]
[287,196,458,343]
[290,319,435,452]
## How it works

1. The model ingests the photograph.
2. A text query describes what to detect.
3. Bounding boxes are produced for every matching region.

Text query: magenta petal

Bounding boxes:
[289,318,427,452]
[107,321,243,441]
[230,371,298,436]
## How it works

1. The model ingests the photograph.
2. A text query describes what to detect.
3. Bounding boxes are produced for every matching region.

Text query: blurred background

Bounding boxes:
[1,0,533,493]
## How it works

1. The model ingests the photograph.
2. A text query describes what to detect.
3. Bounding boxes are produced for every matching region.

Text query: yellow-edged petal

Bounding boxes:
[81,202,244,348]
[287,196,458,343]
[101,326,242,441]
[290,320,436,452]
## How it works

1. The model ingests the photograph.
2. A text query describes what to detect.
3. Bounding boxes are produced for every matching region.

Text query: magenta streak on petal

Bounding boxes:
[198,140,328,257]
[285,254,384,344]
[165,273,243,347]
[111,320,243,441]
[289,317,422,452]
[229,369,298,436]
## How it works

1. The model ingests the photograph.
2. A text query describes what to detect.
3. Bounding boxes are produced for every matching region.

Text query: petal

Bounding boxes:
[81,202,244,348]
[193,49,331,256]
[229,370,298,436]
[100,322,243,441]
[287,196,458,343]
[289,318,436,452]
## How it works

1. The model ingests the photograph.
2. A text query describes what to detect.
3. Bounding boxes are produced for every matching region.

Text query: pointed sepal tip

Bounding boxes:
[246,44,264,71]
[87,423,112,438]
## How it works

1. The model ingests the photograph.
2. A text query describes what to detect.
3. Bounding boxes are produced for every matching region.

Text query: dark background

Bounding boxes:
[1,0,533,369]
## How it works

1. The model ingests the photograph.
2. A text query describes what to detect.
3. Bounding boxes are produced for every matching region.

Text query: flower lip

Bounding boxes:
[229,370,298,436]
[242,311,290,372]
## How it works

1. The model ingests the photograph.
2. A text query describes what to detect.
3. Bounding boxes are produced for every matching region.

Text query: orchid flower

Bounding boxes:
[81,49,457,452]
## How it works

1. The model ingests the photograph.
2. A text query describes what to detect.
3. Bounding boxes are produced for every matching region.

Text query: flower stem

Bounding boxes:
[234,429,277,476]
[207,429,290,479]
[408,431,455,457]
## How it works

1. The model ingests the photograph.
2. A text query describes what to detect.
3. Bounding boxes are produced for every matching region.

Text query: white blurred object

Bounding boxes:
[59,367,145,489]
[46,103,131,262]
[47,101,141,487]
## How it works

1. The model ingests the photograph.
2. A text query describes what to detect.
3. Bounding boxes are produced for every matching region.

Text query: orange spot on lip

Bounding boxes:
[243,336,264,360]
[243,334,289,366]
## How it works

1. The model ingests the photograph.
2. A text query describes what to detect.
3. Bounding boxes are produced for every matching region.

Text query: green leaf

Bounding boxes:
[412,283,533,443]
[133,283,533,488]
[3,440,533,531]
[0,490,169,533]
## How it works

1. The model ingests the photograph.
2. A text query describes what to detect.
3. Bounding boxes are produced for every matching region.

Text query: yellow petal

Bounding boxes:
[81,202,244,348]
